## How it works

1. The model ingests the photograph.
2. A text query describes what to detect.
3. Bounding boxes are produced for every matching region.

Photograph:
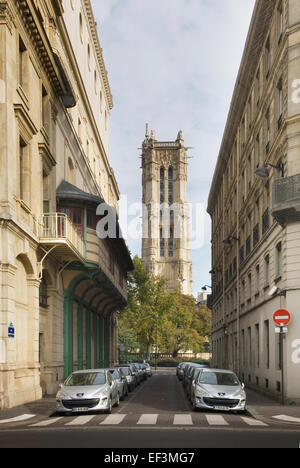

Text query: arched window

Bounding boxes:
[168,167,173,205]
[160,167,165,204]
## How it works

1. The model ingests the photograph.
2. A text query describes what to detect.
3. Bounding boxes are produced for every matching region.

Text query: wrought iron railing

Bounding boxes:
[39,213,85,258]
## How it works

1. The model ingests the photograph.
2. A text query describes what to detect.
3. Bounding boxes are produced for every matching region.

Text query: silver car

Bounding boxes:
[190,368,246,413]
[109,367,128,400]
[56,369,120,415]
[119,366,136,392]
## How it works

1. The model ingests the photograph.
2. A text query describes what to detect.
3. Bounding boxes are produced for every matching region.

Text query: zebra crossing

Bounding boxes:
[27,412,268,429]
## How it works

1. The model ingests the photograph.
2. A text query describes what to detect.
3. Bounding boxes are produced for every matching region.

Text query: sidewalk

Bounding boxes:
[0,396,56,425]
[246,387,300,426]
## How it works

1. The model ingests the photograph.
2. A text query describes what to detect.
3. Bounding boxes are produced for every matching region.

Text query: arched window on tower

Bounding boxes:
[168,167,173,205]
[160,167,165,204]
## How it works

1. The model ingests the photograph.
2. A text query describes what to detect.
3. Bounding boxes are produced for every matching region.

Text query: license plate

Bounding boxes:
[72,407,89,412]
[214,406,230,411]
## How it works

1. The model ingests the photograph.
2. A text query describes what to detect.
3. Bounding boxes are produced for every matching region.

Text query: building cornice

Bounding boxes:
[207,0,275,215]
[82,0,113,110]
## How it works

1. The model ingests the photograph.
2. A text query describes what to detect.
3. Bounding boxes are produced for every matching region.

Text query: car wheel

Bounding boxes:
[121,388,125,401]
[105,398,112,414]
[114,392,120,408]
[192,398,198,412]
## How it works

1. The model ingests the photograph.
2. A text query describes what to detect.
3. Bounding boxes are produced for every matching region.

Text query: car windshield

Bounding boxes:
[109,369,119,379]
[120,368,130,375]
[65,372,106,386]
[198,372,240,386]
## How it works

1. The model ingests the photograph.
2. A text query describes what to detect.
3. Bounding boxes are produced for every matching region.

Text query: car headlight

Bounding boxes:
[195,387,209,398]
[100,388,110,397]
[56,391,71,400]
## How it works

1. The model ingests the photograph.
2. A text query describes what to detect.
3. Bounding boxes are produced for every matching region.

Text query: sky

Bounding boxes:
[91,0,256,298]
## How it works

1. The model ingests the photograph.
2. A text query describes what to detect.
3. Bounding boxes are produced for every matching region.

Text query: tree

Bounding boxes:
[119,256,172,359]
[160,292,203,357]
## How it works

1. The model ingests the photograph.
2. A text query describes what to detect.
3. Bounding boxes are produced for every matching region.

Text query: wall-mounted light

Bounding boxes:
[202,285,212,291]
[255,163,284,180]
[223,236,240,246]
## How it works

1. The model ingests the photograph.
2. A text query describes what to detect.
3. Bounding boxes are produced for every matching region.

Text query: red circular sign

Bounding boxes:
[273,310,291,327]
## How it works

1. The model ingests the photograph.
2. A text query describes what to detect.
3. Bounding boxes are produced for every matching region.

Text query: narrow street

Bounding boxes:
[0,371,299,449]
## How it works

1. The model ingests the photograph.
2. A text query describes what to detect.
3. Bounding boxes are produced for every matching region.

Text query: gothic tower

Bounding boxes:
[141,126,193,296]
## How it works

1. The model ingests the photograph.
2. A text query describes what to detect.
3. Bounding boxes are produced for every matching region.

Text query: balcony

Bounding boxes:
[272,174,300,226]
[86,228,128,301]
[39,213,85,263]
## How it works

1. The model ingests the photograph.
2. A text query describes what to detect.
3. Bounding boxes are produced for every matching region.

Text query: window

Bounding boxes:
[169,227,174,257]
[278,81,283,130]
[160,228,165,257]
[262,208,270,235]
[39,277,48,308]
[264,320,270,369]
[265,38,271,78]
[276,242,282,278]
[168,167,173,205]
[42,85,48,130]
[265,110,270,154]
[160,168,165,204]
[278,6,283,43]
[19,137,30,204]
[19,36,27,89]
[79,13,83,43]
[264,254,270,286]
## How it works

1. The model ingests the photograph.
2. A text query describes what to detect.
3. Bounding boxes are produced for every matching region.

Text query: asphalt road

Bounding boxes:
[0,371,299,449]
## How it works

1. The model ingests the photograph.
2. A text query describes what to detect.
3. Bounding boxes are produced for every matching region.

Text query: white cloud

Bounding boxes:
[91,0,256,295]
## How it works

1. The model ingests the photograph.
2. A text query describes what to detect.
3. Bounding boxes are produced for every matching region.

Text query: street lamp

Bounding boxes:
[255,163,284,180]
[223,236,240,246]
[202,285,212,291]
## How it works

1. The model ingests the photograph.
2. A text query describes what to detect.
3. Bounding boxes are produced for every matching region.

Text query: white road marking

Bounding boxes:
[206,414,229,426]
[65,415,95,426]
[137,414,159,425]
[173,414,193,425]
[30,417,63,427]
[273,415,300,424]
[100,414,126,425]
[241,417,268,426]
[0,414,36,424]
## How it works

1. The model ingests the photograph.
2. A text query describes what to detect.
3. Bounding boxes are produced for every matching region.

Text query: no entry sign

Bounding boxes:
[273,310,291,327]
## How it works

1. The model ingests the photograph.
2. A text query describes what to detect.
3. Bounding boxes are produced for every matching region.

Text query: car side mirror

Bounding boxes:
[241,383,245,389]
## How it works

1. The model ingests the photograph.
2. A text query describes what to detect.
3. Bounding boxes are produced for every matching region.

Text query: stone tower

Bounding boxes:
[141,126,193,296]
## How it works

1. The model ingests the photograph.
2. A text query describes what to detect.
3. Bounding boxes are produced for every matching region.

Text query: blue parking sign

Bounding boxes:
[8,323,15,338]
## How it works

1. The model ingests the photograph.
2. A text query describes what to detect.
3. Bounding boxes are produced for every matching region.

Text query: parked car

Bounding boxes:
[182,364,199,392]
[185,364,211,399]
[144,363,152,377]
[134,363,147,381]
[177,362,194,381]
[56,369,120,415]
[118,366,136,392]
[119,364,139,387]
[176,362,185,379]
[109,367,129,400]
[186,367,202,400]
[190,368,246,413]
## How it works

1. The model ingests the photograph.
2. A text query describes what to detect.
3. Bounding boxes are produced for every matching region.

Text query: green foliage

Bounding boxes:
[119,256,212,359]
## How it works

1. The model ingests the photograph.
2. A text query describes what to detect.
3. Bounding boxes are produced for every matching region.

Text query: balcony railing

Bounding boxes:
[273,174,300,226]
[39,213,85,261]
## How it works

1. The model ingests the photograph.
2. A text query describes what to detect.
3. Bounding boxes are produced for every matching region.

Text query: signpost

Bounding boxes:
[273,310,291,406]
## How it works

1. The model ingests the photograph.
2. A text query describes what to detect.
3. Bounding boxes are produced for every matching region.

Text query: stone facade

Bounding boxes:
[142,128,193,296]
[207,0,300,403]
[0,0,133,409]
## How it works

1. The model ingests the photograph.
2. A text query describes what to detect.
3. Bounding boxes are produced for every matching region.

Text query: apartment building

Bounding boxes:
[0,0,133,409]
[207,0,300,403]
